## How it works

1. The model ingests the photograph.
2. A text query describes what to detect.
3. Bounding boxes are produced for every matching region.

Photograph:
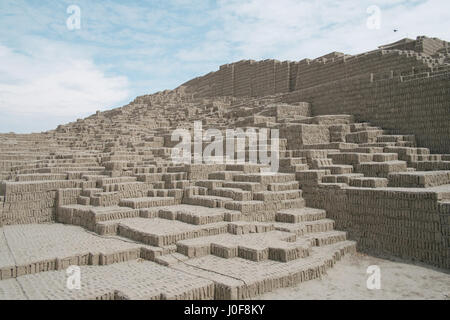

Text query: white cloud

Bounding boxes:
[210,0,450,61]
[0,43,129,118]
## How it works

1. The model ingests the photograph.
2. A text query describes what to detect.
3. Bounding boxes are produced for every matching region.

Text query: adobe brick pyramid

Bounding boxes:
[0,36,449,299]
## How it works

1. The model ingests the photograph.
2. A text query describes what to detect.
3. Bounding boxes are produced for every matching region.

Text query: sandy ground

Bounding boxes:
[258,252,450,300]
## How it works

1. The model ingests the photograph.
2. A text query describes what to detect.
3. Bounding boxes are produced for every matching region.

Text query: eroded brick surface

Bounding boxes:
[0,36,449,299]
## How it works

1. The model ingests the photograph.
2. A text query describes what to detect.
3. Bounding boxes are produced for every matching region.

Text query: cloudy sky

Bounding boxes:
[0,0,449,133]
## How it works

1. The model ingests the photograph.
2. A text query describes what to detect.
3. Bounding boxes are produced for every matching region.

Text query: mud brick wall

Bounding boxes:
[415,37,449,56]
[274,102,311,119]
[183,72,216,97]
[275,61,290,94]
[289,62,299,91]
[388,171,450,188]
[439,201,450,262]
[252,60,275,97]
[294,50,432,91]
[282,72,450,154]
[183,59,295,98]
[182,36,448,100]
[380,39,417,51]
[233,60,255,97]
[305,185,449,269]
[379,36,448,55]
[281,124,330,150]
[57,188,82,206]
[210,69,223,97]
[220,64,234,96]
[200,72,215,97]
[0,180,92,226]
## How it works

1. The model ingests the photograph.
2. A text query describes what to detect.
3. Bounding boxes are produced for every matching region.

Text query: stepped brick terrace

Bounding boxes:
[0,36,449,300]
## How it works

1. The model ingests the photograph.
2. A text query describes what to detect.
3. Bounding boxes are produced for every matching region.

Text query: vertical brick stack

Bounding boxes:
[305,185,449,269]
[282,71,450,154]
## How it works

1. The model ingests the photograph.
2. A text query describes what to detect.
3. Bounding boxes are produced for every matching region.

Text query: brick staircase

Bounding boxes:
[0,85,449,299]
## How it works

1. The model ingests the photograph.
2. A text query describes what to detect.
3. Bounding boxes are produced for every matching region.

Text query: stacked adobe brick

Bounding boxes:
[0,36,449,300]
[182,36,450,154]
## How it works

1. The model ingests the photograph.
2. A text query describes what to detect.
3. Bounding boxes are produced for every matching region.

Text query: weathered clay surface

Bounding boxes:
[0,36,449,299]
